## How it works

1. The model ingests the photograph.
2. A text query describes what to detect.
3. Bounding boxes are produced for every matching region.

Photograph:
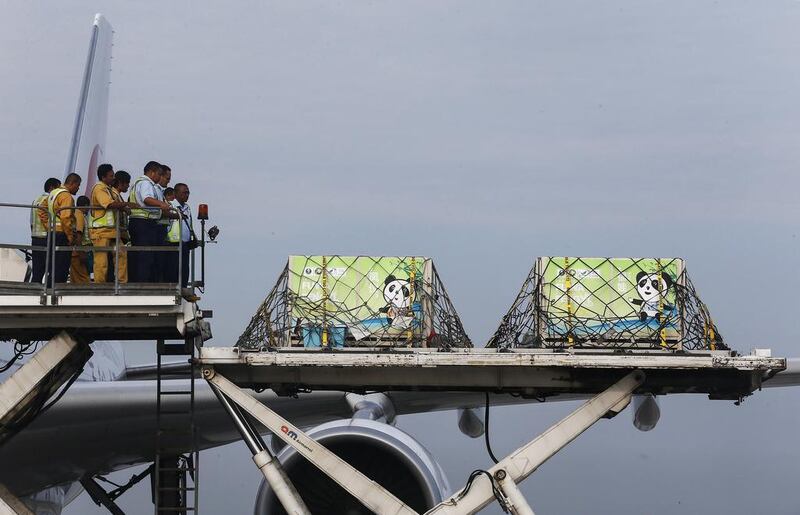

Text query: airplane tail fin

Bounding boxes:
[65,13,113,195]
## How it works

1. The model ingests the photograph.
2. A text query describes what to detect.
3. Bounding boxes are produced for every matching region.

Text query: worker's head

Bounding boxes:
[159,165,171,188]
[164,187,175,202]
[76,195,90,208]
[97,163,114,185]
[143,161,162,181]
[64,173,82,195]
[43,177,61,193]
[174,183,190,204]
[114,170,131,193]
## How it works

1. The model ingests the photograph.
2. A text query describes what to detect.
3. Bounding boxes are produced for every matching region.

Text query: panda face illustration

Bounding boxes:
[383,275,411,309]
[635,271,673,304]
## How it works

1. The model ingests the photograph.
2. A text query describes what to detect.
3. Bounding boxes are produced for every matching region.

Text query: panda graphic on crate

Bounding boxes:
[631,271,675,322]
[378,275,416,329]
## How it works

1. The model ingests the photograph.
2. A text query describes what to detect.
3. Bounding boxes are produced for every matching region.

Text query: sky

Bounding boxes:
[2,1,800,513]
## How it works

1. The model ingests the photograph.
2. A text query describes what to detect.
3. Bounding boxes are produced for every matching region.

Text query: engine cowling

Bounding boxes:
[254,419,450,514]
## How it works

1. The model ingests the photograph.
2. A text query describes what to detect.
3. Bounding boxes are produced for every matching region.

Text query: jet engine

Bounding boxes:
[254,419,450,514]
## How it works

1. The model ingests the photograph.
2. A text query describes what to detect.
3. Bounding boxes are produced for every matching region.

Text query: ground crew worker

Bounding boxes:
[47,173,81,286]
[90,164,131,283]
[113,170,132,243]
[30,177,60,284]
[165,183,194,287]
[156,165,172,282]
[69,195,91,284]
[164,187,175,203]
[127,161,172,282]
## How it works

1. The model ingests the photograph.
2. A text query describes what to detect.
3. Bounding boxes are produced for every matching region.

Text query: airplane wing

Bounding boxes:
[762,357,800,387]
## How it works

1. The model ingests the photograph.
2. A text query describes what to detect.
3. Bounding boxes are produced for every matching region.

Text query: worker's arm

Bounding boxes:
[143,197,179,218]
[55,194,75,243]
[94,186,130,214]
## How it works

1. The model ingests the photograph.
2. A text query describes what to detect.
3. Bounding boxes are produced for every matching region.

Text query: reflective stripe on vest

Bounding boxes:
[47,188,70,231]
[129,176,161,220]
[30,193,48,237]
[90,183,116,229]
[82,214,91,245]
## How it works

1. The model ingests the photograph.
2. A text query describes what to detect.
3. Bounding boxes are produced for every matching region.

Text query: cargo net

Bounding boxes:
[237,256,472,350]
[488,257,726,351]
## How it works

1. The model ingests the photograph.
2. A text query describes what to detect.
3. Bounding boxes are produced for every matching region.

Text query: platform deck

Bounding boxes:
[0,290,206,341]
[199,347,785,400]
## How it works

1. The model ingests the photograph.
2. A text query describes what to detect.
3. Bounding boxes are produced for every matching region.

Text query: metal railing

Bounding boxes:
[0,201,205,297]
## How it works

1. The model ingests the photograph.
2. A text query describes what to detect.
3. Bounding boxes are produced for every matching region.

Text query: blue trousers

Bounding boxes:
[128,218,160,283]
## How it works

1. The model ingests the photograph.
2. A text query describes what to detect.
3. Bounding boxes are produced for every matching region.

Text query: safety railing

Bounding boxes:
[0,201,206,298]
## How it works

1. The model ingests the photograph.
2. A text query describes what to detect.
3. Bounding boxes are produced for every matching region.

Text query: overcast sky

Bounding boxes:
[2,1,800,514]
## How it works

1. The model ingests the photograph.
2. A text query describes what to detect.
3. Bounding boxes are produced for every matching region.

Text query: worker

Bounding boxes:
[165,183,194,287]
[30,177,60,284]
[127,161,172,282]
[113,170,132,243]
[90,164,131,283]
[164,187,175,203]
[47,173,81,286]
[69,195,91,284]
[155,165,172,282]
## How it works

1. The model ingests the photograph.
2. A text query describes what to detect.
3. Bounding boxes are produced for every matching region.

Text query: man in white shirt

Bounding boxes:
[127,161,172,282]
[165,183,194,286]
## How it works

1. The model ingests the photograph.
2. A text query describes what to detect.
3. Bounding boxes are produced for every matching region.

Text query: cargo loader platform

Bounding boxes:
[199,347,785,400]
[201,348,788,515]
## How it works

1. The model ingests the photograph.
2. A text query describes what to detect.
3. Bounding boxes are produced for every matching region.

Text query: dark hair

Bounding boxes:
[76,195,90,207]
[96,163,114,180]
[144,161,162,174]
[164,187,175,197]
[65,172,82,185]
[174,183,188,192]
[161,165,171,173]
[114,170,131,184]
[43,177,61,192]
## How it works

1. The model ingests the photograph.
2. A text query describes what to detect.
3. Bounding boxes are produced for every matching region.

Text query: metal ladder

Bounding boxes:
[155,338,199,514]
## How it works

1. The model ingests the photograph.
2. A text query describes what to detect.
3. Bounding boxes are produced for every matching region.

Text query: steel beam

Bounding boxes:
[427,370,645,514]
[209,382,310,515]
[204,368,419,515]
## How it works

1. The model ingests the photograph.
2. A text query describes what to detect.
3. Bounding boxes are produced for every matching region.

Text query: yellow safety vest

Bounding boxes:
[81,212,91,245]
[47,187,70,231]
[30,193,48,238]
[166,204,192,243]
[90,183,117,229]
[128,176,161,220]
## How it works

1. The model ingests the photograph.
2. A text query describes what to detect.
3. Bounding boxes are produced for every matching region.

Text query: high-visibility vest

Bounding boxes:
[166,203,192,243]
[80,211,91,245]
[128,176,161,220]
[47,187,70,231]
[30,193,48,238]
[90,183,117,229]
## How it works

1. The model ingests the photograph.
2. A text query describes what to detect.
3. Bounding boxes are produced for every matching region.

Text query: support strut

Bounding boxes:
[209,381,311,515]
[429,370,645,514]
[205,367,644,515]
[204,368,418,515]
